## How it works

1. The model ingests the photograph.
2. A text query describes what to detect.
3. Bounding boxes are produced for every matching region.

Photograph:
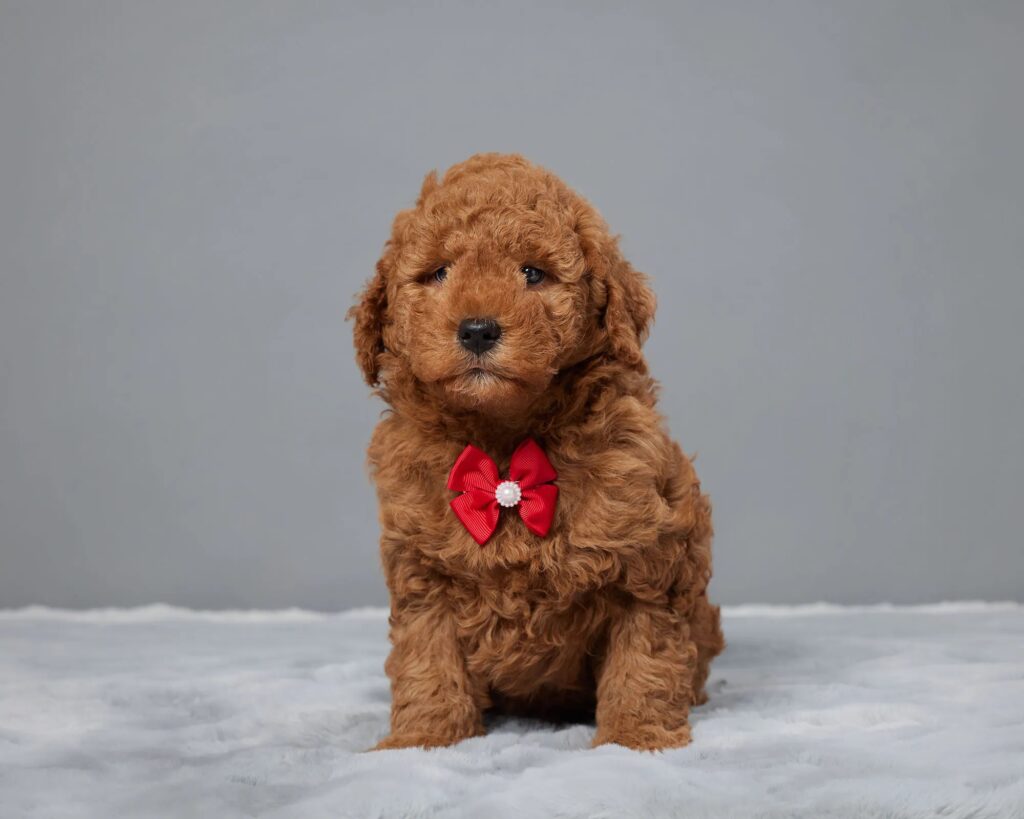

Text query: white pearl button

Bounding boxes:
[494,480,522,508]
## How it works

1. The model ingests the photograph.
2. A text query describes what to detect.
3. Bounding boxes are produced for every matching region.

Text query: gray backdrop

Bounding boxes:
[2,1,1022,610]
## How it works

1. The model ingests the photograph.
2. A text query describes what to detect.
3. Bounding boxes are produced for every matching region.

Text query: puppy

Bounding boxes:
[351,153,723,751]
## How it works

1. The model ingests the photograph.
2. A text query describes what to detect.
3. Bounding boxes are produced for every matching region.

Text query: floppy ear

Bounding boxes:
[603,255,656,367]
[350,171,439,386]
[349,253,390,386]
[576,209,656,367]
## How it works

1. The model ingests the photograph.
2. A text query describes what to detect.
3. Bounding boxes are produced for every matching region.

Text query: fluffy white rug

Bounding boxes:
[1,603,1022,819]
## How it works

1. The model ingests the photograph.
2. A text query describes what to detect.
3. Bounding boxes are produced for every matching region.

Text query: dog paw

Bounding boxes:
[371,728,482,751]
[592,723,692,752]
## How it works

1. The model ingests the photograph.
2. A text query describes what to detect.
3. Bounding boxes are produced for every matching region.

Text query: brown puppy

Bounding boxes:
[351,153,723,751]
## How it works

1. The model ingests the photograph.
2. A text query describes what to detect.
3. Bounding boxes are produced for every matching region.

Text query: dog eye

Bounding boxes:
[431,266,448,283]
[522,266,546,285]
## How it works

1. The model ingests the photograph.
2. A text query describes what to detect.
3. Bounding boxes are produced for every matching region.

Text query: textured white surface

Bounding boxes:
[1,604,1023,819]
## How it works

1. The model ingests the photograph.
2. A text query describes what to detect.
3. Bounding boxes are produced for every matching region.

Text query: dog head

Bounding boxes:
[351,153,655,417]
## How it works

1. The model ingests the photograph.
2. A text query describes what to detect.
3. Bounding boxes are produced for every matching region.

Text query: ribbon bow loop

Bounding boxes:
[447,439,559,546]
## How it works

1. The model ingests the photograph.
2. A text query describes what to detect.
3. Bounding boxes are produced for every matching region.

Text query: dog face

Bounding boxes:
[352,154,656,416]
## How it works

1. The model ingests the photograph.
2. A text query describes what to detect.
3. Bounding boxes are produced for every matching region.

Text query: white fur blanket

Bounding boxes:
[1,603,1022,818]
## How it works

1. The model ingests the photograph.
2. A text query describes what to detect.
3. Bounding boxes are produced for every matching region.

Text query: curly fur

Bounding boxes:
[350,153,723,751]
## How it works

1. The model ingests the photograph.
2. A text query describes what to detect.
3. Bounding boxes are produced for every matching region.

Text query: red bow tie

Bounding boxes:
[447,438,558,546]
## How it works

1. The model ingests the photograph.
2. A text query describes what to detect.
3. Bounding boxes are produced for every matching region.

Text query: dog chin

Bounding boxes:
[441,369,538,414]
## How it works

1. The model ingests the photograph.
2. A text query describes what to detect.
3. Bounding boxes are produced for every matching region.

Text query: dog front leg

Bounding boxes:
[373,602,484,750]
[592,602,698,751]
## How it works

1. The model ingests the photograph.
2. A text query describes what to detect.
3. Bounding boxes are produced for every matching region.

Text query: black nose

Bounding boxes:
[458,317,502,355]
